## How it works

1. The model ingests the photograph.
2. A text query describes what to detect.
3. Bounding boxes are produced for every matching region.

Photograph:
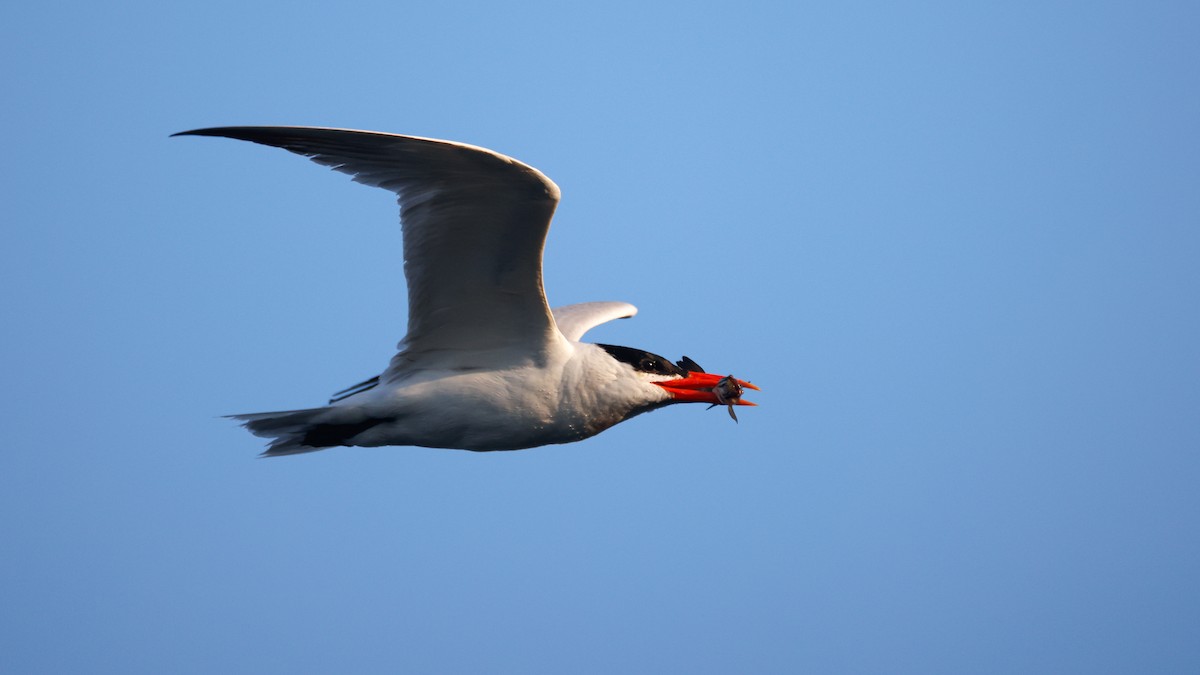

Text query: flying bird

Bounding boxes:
[175,127,758,456]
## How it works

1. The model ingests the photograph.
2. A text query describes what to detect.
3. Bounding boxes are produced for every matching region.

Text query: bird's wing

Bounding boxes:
[174,126,566,364]
[551,302,638,342]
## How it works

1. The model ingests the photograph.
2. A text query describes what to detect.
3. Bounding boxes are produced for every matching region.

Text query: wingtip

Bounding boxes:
[171,127,226,139]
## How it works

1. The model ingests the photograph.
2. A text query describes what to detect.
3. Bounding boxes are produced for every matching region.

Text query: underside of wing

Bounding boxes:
[175,126,565,363]
[551,302,638,342]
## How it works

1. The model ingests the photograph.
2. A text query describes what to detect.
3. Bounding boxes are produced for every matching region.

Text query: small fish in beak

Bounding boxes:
[651,371,759,417]
[709,374,746,422]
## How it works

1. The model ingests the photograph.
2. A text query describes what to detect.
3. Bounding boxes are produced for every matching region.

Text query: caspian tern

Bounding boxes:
[175,127,758,456]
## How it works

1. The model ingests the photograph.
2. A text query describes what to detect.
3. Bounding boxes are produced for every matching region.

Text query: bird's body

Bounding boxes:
[262,342,667,453]
[175,126,756,455]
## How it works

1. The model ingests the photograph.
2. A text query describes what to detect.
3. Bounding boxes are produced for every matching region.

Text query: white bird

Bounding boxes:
[175,127,758,456]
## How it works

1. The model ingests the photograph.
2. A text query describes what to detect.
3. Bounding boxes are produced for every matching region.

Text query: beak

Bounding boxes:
[653,372,760,405]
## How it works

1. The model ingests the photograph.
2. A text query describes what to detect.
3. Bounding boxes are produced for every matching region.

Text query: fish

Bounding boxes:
[709,374,746,423]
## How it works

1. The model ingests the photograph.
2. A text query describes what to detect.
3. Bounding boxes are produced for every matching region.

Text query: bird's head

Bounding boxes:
[596,344,759,418]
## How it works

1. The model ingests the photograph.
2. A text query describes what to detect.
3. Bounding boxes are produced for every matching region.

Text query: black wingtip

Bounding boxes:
[168,126,334,147]
[171,127,235,139]
[171,128,206,138]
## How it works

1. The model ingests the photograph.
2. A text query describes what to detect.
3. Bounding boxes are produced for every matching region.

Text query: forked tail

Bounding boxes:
[228,407,384,457]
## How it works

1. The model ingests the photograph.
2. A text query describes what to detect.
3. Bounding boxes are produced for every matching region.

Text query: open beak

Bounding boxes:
[654,372,760,406]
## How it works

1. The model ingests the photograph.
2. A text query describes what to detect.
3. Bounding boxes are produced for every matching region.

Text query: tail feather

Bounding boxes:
[227,406,384,457]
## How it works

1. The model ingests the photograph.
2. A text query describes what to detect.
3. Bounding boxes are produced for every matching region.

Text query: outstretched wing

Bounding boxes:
[175,126,565,361]
[551,302,638,342]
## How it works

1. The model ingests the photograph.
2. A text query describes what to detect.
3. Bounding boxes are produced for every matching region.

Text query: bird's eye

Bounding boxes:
[597,344,687,378]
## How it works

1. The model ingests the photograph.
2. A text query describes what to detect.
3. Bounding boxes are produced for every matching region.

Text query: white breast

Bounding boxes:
[348,344,670,451]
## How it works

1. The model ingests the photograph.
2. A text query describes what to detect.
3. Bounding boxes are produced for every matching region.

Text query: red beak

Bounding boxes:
[653,372,760,406]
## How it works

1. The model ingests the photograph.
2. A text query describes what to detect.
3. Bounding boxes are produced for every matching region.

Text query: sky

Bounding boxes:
[3,1,1199,672]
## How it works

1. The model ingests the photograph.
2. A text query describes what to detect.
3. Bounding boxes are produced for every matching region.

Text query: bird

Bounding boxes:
[174,126,758,456]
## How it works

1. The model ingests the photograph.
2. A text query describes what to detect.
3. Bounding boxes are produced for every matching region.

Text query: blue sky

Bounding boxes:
[3,1,1199,672]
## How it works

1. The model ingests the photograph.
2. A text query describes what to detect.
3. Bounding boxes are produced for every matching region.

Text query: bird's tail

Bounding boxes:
[227,406,383,457]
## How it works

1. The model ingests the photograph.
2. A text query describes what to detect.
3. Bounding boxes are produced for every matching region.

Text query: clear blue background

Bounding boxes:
[3,1,1198,672]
